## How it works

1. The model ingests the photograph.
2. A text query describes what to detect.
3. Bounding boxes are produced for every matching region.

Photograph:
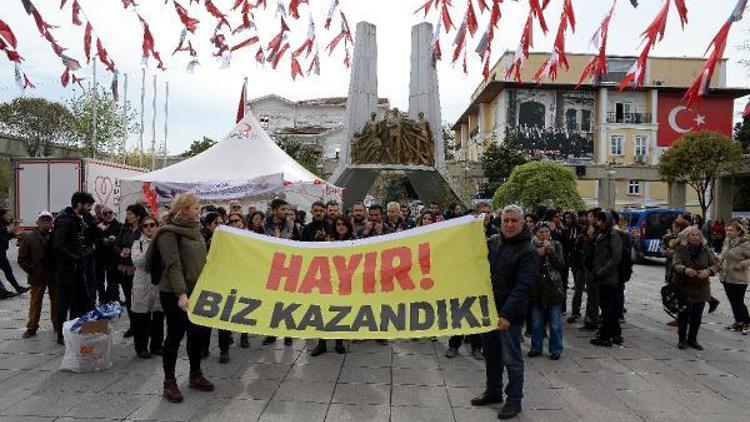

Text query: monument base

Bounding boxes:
[334,165,461,208]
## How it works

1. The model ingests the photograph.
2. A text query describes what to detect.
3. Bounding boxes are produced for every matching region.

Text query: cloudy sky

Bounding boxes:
[1,0,749,155]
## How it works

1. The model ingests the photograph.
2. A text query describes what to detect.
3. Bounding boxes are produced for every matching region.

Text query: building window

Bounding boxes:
[634,135,647,159]
[610,135,623,156]
[581,110,592,132]
[615,102,632,123]
[260,115,270,129]
[628,180,641,195]
[566,109,578,130]
[518,101,545,128]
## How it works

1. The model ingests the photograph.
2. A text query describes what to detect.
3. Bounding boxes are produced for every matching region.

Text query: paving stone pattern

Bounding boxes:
[0,255,749,421]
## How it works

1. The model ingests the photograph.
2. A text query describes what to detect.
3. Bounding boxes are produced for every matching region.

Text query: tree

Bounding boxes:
[480,143,530,198]
[493,161,585,211]
[68,85,139,159]
[659,131,744,220]
[734,118,750,153]
[274,135,323,177]
[182,137,216,157]
[0,97,80,156]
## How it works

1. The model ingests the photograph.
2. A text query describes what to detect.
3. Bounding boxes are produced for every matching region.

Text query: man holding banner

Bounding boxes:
[471,204,539,420]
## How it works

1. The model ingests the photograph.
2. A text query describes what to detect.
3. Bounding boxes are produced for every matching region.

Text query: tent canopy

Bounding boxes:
[119,112,342,214]
[125,112,324,184]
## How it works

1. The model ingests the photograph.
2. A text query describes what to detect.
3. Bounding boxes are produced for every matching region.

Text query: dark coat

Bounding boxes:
[487,229,540,324]
[0,221,14,252]
[301,218,332,242]
[153,220,207,297]
[673,243,718,303]
[18,229,53,286]
[592,227,623,286]
[528,238,566,308]
[263,216,299,240]
[52,207,86,269]
[115,223,141,275]
[94,219,122,264]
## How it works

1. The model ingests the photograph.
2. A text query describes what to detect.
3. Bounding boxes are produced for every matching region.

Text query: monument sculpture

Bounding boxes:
[330,21,461,207]
[351,110,435,166]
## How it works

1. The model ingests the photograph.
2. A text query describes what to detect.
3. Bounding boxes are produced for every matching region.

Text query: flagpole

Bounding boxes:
[122,72,128,164]
[163,81,169,168]
[151,74,157,171]
[92,60,97,160]
[139,68,145,168]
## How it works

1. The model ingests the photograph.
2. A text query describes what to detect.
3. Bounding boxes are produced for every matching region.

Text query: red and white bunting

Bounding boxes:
[204,0,231,30]
[534,0,576,83]
[683,0,747,107]
[619,0,671,90]
[139,14,166,70]
[505,10,534,82]
[289,0,309,19]
[577,0,616,87]
[174,1,200,33]
[325,0,339,29]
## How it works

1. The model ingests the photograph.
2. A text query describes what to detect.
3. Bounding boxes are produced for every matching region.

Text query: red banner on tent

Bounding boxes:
[657,94,733,147]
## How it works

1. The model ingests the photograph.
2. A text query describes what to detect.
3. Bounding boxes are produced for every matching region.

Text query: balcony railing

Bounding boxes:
[606,112,652,124]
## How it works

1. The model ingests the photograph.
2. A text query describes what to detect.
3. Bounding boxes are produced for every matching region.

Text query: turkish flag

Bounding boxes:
[657,94,733,147]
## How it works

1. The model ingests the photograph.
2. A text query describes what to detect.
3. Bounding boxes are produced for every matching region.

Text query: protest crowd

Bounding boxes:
[1,190,749,420]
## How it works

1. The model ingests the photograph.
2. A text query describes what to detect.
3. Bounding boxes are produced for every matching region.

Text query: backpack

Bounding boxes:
[617,230,634,283]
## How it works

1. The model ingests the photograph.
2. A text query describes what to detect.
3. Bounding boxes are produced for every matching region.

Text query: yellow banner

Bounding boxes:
[188,215,498,339]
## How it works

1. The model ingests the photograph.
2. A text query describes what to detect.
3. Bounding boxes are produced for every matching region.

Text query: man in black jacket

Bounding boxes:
[590,210,623,347]
[302,201,332,242]
[53,191,96,345]
[94,207,121,305]
[472,204,539,420]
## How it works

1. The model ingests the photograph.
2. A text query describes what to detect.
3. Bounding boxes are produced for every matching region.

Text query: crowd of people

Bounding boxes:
[1,190,749,419]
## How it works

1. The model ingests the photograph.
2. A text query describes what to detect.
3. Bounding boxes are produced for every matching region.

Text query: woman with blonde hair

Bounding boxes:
[148,193,213,403]
[719,221,750,334]
[673,226,719,350]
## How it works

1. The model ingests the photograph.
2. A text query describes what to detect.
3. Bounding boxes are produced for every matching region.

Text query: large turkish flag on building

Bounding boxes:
[657,94,734,147]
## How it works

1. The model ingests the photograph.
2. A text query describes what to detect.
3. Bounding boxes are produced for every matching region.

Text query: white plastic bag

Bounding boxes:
[60,320,113,373]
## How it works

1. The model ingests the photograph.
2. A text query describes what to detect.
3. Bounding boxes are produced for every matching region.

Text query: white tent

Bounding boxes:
[119,111,343,214]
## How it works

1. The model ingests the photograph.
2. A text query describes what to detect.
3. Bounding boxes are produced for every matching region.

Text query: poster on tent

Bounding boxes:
[152,173,285,204]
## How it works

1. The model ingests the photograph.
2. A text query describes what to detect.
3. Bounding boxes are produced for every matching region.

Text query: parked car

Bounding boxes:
[620,207,686,263]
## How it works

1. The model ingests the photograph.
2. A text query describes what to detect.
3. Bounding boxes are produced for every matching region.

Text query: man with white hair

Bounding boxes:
[472,204,539,420]
[384,202,408,233]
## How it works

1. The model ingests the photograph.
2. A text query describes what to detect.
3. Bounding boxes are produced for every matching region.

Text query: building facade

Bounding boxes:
[248,95,391,160]
[453,52,747,213]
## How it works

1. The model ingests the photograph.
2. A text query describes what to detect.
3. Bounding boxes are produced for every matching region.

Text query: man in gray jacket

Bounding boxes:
[590,210,623,347]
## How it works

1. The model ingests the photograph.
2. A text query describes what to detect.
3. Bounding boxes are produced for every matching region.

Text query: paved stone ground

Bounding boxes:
[0,253,749,422]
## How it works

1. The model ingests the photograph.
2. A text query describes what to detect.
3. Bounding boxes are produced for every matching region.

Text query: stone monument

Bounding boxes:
[330,22,462,208]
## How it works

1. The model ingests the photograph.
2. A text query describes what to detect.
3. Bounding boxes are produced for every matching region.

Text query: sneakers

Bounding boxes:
[22,329,36,339]
[445,347,458,358]
[470,392,503,406]
[550,353,561,360]
[678,341,687,350]
[498,403,522,420]
[708,298,720,314]
[311,342,327,357]
[471,349,484,361]
[163,379,183,403]
[240,334,250,349]
[726,322,744,331]
[566,315,580,324]
[188,370,214,392]
[219,351,230,363]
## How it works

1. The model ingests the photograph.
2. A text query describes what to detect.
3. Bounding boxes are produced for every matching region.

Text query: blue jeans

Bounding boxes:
[481,324,524,405]
[530,305,563,356]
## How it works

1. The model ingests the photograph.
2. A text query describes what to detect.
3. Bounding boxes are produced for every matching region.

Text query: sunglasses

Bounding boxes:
[143,223,157,228]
